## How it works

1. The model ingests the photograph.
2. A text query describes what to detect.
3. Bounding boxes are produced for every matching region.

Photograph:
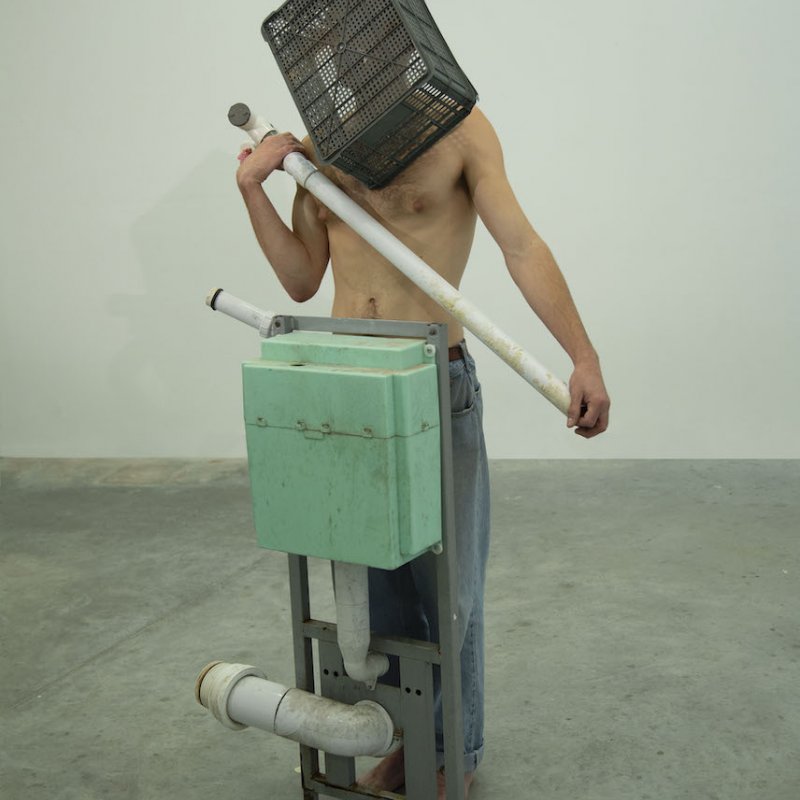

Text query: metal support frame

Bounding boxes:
[274,315,466,800]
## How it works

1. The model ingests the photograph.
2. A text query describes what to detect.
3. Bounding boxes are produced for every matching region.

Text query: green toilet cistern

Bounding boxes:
[195,303,444,756]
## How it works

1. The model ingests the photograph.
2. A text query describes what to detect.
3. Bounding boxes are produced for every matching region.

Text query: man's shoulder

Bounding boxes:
[458,106,495,142]
[446,106,503,169]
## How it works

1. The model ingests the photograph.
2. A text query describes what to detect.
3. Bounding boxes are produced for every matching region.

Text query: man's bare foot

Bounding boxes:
[437,766,474,799]
[357,748,474,798]
[356,747,405,792]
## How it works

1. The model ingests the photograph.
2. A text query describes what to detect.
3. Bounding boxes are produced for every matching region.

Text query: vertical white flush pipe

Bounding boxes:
[333,561,390,690]
[229,103,571,416]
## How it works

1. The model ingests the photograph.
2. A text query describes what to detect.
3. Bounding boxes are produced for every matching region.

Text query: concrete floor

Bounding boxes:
[1,459,798,800]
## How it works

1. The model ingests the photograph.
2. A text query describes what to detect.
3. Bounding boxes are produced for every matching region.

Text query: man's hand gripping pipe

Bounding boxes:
[227,103,571,416]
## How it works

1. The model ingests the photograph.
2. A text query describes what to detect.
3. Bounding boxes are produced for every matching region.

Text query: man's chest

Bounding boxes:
[319,139,465,222]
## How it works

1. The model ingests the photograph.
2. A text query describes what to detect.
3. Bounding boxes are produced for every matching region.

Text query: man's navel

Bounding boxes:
[365,296,379,318]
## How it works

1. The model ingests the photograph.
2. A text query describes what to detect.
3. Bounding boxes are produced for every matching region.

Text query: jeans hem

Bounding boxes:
[435,742,484,773]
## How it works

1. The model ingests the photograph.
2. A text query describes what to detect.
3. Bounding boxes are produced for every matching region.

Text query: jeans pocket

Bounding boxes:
[451,370,479,417]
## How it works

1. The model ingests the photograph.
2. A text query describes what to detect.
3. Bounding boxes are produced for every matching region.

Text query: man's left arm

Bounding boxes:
[462,109,610,438]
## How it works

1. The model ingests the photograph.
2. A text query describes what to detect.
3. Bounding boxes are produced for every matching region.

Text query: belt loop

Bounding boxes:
[459,339,470,374]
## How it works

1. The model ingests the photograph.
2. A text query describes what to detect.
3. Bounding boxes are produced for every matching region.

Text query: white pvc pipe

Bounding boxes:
[333,561,390,690]
[232,106,571,415]
[196,661,399,757]
[205,287,276,337]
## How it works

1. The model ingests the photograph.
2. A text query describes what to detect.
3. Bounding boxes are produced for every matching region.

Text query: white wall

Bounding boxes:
[1,0,798,459]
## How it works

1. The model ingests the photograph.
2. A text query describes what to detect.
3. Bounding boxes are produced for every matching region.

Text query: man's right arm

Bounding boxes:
[462,110,610,437]
[236,133,330,302]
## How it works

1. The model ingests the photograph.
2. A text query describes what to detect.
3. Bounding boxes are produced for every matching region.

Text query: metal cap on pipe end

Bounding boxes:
[195,661,267,731]
[228,103,252,128]
[205,287,223,309]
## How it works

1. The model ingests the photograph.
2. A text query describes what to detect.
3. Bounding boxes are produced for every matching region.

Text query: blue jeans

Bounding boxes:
[368,342,491,772]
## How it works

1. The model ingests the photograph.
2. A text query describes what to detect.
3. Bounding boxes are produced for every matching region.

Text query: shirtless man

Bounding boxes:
[236,107,610,798]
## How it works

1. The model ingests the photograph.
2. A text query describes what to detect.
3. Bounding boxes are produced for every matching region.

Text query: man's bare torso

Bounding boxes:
[307,118,479,345]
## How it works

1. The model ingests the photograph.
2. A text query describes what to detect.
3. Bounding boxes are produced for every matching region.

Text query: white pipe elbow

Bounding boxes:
[273,691,399,757]
[342,653,392,690]
[195,662,400,757]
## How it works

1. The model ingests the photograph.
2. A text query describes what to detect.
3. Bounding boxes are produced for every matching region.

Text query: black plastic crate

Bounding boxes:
[262,0,477,188]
